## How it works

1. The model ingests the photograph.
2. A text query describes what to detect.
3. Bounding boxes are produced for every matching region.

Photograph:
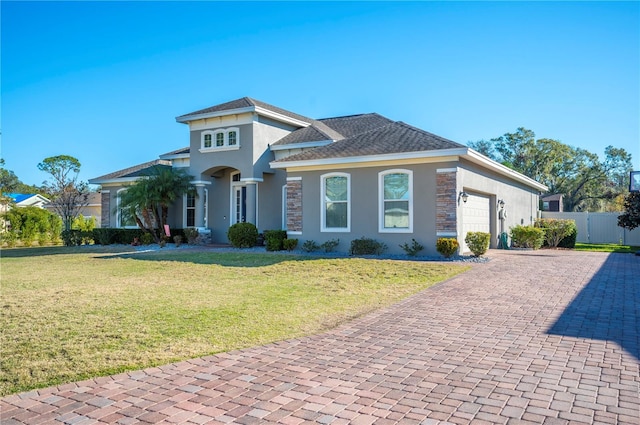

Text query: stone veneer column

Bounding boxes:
[436,168,457,236]
[286,177,302,233]
[100,191,110,228]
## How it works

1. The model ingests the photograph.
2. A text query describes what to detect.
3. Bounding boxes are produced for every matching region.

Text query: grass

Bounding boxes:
[573,243,640,253]
[0,246,468,396]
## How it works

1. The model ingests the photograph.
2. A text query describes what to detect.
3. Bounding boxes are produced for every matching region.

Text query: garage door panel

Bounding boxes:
[461,193,490,253]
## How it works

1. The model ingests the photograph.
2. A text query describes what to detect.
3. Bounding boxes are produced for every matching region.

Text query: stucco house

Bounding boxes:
[89,97,547,255]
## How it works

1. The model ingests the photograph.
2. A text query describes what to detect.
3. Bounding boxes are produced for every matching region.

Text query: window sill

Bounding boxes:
[199,145,240,153]
[378,228,413,233]
[321,228,351,233]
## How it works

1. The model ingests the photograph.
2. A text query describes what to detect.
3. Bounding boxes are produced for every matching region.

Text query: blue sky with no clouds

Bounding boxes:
[2,1,639,187]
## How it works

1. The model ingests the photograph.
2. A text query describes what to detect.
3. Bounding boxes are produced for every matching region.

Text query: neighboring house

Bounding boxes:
[90,97,547,255]
[541,194,563,212]
[43,192,102,227]
[5,193,51,208]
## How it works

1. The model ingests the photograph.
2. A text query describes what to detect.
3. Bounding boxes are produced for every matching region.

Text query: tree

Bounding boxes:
[118,166,193,242]
[38,155,90,230]
[618,192,640,231]
[0,159,20,195]
[469,129,633,212]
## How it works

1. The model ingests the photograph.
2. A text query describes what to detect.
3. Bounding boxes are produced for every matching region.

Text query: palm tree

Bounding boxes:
[118,166,194,242]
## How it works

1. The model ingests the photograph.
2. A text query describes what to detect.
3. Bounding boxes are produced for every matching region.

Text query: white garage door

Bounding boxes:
[461,192,490,253]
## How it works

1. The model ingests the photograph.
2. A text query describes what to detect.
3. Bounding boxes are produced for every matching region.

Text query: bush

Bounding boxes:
[173,235,183,247]
[400,238,425,256]
[320,238,340,253]
[535,218,576,248]
[227,222,258,248]
[61,229,83,246]
[558,224,577,248]
[92,228,117,245]
[140,233,154,245]
[510,225,544,249]
[436,238,459,258]
[301,240,320,252]
[283,238,298,252]
[465,232,490,257]
[184,228,199,244]
[350,237,387,255]
[263,229,287,251]
[1,231,18,248]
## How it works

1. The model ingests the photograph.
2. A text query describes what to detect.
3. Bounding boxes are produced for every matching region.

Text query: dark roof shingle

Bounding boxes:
[275,121,465,162]
[89,160,172,183]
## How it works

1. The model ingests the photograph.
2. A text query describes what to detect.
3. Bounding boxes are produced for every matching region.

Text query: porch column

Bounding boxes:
[194,184,206,228]
[245,182,257,225]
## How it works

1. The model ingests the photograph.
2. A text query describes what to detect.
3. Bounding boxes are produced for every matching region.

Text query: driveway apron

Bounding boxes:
[2,250,639,424]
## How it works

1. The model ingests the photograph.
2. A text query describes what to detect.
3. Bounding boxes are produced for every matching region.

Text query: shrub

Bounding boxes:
[263,229,287,251]
[301,240,320,252]
[61,229,83,246]
[350,237,387,255]
[173,235,183,247]
[1,231,18,248]
[320,238,340,253]
[283,238,298,252]
[400,238,425,257]
[140,233,154,245]
[558,224,577,248]
[436,238,459,258]
[184,228,199,244]
[92,228,116,245]
[227,222,258,248]
[510,225,544,249]
[465,232,490,257]
[535,218,576,248]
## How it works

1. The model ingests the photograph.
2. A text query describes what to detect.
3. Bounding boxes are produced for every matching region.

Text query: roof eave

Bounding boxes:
[176,105,311,127]
[270,148,469,169]
[88,177,145,185]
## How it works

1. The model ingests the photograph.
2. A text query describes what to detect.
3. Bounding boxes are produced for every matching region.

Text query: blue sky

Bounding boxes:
[2,1,639,188]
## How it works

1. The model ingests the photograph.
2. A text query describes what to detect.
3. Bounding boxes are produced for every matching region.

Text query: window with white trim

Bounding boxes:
[321,173,350,232]
[185,192,195,227]
[201,128,240,151]
[116,188,137,228]
[379,170,413,232]
[184,188,208,228]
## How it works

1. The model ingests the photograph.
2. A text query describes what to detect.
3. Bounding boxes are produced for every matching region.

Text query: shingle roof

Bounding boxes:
[272,113,393,146]
[272,120,345,146]
[176,97,313,124]
[89,159,172,183]
[160,147,190,157]
[318,113,395,138]
[274,121,465,162]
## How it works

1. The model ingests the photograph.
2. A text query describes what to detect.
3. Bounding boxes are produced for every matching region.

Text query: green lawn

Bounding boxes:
[574,243,640,253]
[0,246,468,396]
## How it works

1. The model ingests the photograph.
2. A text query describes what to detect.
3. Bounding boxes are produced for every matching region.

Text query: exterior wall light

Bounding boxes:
[498,199,505,209]
[459,191,469,204]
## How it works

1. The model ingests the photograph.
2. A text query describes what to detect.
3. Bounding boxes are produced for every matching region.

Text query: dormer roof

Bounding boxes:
[175,97,313,127]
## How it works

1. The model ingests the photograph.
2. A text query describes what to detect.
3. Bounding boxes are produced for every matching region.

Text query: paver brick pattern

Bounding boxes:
[2,250,639,424]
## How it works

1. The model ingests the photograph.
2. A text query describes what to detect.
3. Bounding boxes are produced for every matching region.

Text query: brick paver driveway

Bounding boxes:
[2,250,639,424]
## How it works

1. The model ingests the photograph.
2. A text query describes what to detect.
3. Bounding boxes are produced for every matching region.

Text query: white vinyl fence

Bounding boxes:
[541,212,640,245]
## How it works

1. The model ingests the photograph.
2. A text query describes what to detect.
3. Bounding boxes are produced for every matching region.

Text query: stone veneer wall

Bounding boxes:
[436,170,457,235]
[286,179,302,232]
[100,191,110,228]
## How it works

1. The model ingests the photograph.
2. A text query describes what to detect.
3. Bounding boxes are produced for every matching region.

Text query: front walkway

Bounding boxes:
[2,250,638,424]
